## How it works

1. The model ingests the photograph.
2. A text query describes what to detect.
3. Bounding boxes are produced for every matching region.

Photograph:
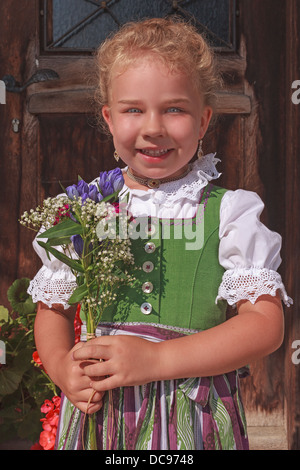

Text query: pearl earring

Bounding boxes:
[114,150,119,162]
[197,140,203,159]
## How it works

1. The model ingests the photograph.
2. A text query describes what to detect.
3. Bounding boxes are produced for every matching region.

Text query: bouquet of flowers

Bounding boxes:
[20,168,135,449]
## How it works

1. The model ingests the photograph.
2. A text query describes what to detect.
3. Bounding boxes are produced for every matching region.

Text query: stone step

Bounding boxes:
[248,426,288,450]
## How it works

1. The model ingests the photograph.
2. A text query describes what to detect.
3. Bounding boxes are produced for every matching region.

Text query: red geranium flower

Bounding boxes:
[44,408,60,427]
[39,430,56,450]
[31,442,43,450]
[41,399,54,414]
[40,418,53,432]
[52,396,61,408]
[37,395,62,450]
[32,350,47,372]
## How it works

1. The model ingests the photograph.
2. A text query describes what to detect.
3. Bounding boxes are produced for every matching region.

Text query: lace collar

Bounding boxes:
[119,153,221,207]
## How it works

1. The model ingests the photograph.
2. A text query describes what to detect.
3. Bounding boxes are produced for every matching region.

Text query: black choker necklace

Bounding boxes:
[126,166,190,189]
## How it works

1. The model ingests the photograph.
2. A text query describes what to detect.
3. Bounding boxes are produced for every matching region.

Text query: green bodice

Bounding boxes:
[101,185,228,331]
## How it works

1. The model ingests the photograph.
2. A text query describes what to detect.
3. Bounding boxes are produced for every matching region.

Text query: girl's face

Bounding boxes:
[102,57,212,185]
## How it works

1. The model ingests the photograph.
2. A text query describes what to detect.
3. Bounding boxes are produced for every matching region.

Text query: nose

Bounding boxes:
[141,111,165,138]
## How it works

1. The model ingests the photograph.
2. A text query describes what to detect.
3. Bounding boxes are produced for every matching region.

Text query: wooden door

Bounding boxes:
[0,0,299,449]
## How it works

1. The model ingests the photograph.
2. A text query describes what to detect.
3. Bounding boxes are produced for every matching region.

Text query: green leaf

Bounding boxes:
[47,236,73,246]
[68,277,98,304]
[102,190,119,203]
[13,348,33,375]
[59,180,67,193]
[7,278,36,315]
[37,218,83,240]
[37,241,84,273]
[0,306,9,323]
[18,408,43,441]
[0,369,23,396]
[68,283,88,304]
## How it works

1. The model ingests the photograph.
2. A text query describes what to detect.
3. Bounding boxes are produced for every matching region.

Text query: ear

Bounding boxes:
[199,106,213,140]
[102,105,114,135]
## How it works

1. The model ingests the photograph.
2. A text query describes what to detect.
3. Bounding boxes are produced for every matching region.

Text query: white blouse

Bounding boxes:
[28,154,292,309]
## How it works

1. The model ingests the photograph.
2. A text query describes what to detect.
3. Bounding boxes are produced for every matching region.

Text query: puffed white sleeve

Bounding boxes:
[216,189,292,307]
[27,233,77,310]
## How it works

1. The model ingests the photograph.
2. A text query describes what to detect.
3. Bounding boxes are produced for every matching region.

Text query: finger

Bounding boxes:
[82,361,110,379]
[76,398,104,415]
[82,389,105,403]
[90,375,118,392]
[72,343,109,362]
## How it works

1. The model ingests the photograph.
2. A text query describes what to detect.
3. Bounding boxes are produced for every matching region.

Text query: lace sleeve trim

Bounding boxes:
[27,266,77,310]
[216,267,293,307]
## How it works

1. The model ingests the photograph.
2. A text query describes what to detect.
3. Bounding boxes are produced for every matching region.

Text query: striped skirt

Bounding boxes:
[55,323,249,450]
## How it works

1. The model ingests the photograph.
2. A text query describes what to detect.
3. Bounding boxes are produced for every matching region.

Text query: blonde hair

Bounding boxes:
[94,17,221,128]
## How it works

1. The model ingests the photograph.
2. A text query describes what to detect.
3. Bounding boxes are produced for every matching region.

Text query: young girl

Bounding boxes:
[29,18,291,450]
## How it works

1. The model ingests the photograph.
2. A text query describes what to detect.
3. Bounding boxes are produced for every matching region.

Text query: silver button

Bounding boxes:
[142,281,153,294]
[141,302,152,315]
[145,242,156,253]
[142,261,154,273]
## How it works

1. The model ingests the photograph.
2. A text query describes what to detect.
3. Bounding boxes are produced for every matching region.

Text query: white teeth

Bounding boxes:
[141,149,169,156]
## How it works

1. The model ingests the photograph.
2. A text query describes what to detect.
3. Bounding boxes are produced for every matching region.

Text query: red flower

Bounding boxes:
[31,442,43,450]
[44,408,59,427]
[41,399,54,414]
[41,418,53,432]
[53,204,70,225]
[39,430,56,450]
[112,202,120,213]
[32,350,47,372]
[38,395,61,450]
[52,396,61,408]
[74,304,83,344]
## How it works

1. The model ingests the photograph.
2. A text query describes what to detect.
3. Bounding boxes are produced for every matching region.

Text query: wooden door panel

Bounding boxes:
[1,0,299,448]
[0,0,38,307]
[38,114,114,198]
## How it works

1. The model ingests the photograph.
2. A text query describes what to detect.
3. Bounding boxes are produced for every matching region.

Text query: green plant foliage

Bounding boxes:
[0,278,58,444]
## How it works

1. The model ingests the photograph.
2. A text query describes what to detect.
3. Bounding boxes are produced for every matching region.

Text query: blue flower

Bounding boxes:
[99,168,124,196]
[71,234,84,257]
[77,180,89,196]
[66,179,89,200]
[66,184,79,199]
[101,180,114,197]
[110,168,124,192]
[87,184,103,202]
[66,180,103,204]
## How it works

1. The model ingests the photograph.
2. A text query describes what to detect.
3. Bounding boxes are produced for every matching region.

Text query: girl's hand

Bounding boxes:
[72,335,159,392]
[58,341,106,414]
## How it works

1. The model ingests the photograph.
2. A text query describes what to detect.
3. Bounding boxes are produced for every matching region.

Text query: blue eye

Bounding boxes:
[167,107,183,113]
[127,108,141,113]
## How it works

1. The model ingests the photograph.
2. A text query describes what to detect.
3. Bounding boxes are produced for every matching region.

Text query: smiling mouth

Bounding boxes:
[139,148,171,157]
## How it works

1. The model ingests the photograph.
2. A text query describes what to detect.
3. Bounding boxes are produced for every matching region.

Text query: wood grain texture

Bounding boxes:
[0,0,38,308]
[283,0,300,450]
[0,0,299,448]
[28,90,252,115]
